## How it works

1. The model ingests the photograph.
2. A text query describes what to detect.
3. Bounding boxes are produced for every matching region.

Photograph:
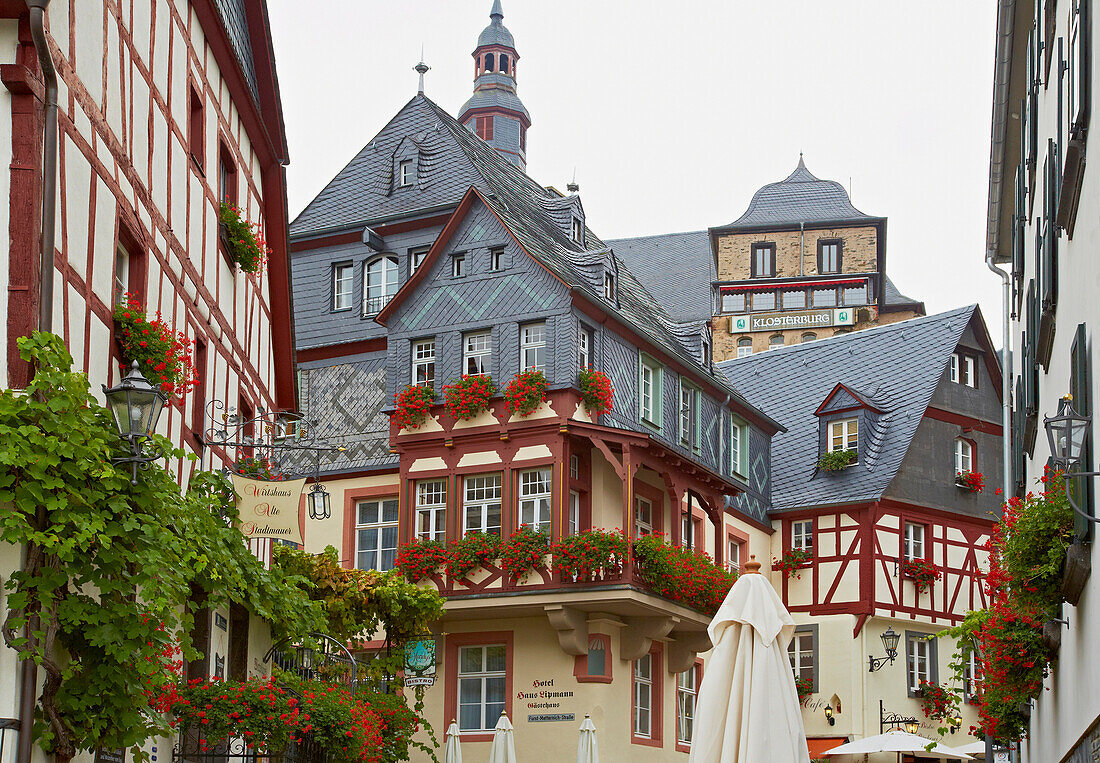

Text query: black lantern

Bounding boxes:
[103,361,167,483]
[307,482,331,521]
[1045,395,1091,467]
[824,705,835,726]
[905,720,919,735]
[869,627,901,672]
[950,714,962,734]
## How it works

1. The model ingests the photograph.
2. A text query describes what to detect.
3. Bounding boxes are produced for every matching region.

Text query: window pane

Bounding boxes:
[842,285,867,305]
[486,645,507,672]
[382,499,399,523]
[461,647,482,673]
[721,291,746,313]
[781,289,806,309]
[459,704,481,731]
[358,501,379,525]
[587,640,606,675]
[812,288,837,307]
[753,291,776,311]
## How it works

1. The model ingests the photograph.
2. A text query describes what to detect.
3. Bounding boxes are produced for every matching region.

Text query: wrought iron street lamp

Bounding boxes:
[905,720,919,735]
[307,482,331,520]
[824,705,835,726]
[879,700,919,734]
[868,627,901,672]
[1043,395,1100,523]
[103,361,167,483]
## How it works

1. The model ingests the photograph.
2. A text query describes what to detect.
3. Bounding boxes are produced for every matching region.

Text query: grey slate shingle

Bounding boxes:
[606,231,715,323]
[717,305,978,511]
[722,157,879,229]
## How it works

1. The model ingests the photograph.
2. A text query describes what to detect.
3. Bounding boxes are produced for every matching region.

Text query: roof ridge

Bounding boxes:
[606,229,709,243]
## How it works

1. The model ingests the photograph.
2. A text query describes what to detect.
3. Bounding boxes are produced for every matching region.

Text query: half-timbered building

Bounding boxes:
[0,0,296,755]
[720,304,1002,756]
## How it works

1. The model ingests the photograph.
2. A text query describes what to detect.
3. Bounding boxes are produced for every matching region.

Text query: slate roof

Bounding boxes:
[883,275,925,312]
[606,231,714,322]
[213,0,259,101]
[719,157,880,229]
[717,305,978,511]
[458,85,530,122]
[477,0,516,48]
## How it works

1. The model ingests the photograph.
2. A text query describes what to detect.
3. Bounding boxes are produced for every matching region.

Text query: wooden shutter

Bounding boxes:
[1070,323,1093,537]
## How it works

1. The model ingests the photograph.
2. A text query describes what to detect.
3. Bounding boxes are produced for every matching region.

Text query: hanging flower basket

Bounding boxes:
[394,384,434,430]
[578,368,614,417]
[817,449,856,472]
[503,370,548,417]
[956,470,985,492]
[219,201,270,274]
[113,293,196,398]
[443,374,496,421]
[773,548,813,579]
[902,557,941,593]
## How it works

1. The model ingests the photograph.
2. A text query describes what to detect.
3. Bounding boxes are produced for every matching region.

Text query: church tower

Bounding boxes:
[458,0,531,170]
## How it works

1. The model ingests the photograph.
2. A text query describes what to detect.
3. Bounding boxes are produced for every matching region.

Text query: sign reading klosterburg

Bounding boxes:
[232,475,306,545]
[729,308,856,333]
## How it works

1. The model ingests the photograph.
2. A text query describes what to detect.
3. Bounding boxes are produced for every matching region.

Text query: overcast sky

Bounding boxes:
[269,0,1003,342]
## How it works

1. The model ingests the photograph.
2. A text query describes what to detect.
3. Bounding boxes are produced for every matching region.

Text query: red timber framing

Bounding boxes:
[1,0,295,415]
[391,388,744,599]
[776,500,991,627]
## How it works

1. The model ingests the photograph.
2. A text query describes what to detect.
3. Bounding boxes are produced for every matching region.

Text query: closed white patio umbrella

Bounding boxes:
[443,719,462,763]
[576,714,599,763]
[824,730,974,760]
[951,740,987,757]
[688,556,810,763]
[488,711,517,763]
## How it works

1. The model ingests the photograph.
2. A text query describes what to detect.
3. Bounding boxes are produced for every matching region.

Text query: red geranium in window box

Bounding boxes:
[113,293,196,398]
[443,374,496,421]
[503,370,548,417]
[579,368,613,417]
[956,470,985,493]
[393,384,434,430]
[773,548,813,580]
[902,557,941,593]
[394,539,447,582]
[219,201,270,274]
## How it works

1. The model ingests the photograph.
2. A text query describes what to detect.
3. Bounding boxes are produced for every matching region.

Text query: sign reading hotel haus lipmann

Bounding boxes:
[729,308,856,333]
[231,475,306,545]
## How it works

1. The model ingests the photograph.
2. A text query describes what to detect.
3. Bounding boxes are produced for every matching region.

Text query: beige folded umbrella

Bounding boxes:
[443,719,462,763]
[488,711,517,763]
[823,730,974,760]
[577,714,599,763]
[688,556,810,763]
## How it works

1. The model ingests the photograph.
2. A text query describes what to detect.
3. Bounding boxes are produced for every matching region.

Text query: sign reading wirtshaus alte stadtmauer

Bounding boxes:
[231,475,306,545]
[728,308,856,333]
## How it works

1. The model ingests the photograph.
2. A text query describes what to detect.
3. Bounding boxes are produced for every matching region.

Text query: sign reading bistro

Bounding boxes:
[729,308,856,334]
[231,475,306,545]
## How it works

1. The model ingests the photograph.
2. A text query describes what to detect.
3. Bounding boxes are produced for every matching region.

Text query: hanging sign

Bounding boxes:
[232,475,306,545]
[403,638,437,687]
[94,749,125,763]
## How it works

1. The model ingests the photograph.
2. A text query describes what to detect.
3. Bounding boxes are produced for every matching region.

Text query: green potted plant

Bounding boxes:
[817,449,856,472]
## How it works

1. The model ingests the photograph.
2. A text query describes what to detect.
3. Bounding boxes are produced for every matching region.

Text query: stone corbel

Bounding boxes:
[620,615,678,661]
[545,605,588,656]
[667,630,713,674]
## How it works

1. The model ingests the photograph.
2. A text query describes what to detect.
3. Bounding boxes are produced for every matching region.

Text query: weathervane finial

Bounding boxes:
[414,50,430,95]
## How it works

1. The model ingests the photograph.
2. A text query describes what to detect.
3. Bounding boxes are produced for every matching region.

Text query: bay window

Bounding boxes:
[519,468,552,533]
[464,474,502,536]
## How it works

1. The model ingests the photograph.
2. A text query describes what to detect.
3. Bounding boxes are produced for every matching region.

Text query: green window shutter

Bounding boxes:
[1070,323,1093,538]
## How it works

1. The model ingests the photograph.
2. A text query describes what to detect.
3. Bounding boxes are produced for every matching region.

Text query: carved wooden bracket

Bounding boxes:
[666,630,712,674]
[590,436,624,479]
[620,615,678,661]
[545,605,588,656]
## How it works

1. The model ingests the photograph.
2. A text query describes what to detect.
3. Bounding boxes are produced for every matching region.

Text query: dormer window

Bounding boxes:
[572,217,585,245]
[604,271,615,302]
[490,247,504,271]
[399,160,414,187]
[701,333,711,365]
[950,352,977,388]
[452,253,466,278]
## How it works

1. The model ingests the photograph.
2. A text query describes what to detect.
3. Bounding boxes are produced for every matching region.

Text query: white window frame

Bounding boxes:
[792,519,813,553]
[787,629,815,687]
[955,438,973,474]
[519,468,552,533]
[332,261,353,311]
[904,521,926,562]
[639,355,662,429]
[768,334,785,351]
[412,339,435,389]
[676,667,697,746]
[520,322,546,373]
[572,216,584,245]
[907,635,933,694]
[727,537,741,572]
[950,352,977,388]
[463,473,502,536]
[634,496,653,537]
[363,255,398,315]
[578,327,592,369]
[682,511,695,550]
[464,331,492,376]
[604,271,615,301]
[730,415,748,478]
[410,246,430,274]
[569,454,580,479]
[736,339,753,358]
[568,490,580,536]
[452,252,466,278]
[633,653,653,738]
[828,418,858,455]
[457,645,507,732]
[679,380,700,449]
[415,480,446,542]
[399,159,414,187]
[963,650,981,701]
[114,243,129,306]
[489,247,504,271]
[355,498,399,572]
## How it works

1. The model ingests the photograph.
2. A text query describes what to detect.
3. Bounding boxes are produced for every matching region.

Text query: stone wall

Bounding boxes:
[715,224,878,280]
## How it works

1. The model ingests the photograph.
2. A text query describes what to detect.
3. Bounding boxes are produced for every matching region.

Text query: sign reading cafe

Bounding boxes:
[729,308,856,334]
[232,475,306,545]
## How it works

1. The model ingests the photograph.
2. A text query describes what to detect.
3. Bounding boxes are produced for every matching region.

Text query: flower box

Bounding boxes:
[443,374,496,421]
[817,449,856,472]
[219,201,270,274]
[578,368,613,417]
[394,384,434,430]
[503,370,548,418]
[956,470,985,492]
[113,293,196,398]
[901,557,941,593]
[773,548,813,579]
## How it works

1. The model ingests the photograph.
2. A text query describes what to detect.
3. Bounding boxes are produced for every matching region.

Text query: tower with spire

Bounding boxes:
[458,0,531,170]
